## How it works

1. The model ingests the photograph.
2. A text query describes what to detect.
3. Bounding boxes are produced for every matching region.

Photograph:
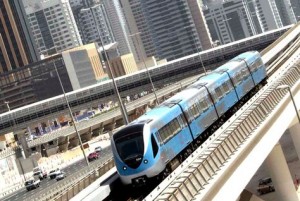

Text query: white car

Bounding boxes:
[56,172,66,181]
[49,168,61,179]
[25,179,40,191]
[95,146,102,153]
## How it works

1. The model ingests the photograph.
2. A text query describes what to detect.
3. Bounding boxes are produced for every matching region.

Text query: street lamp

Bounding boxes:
[183,26,207,75]
[53,61,90,166]
[129,32,159,105]
[87,2,129,125]
[276,84,300,123]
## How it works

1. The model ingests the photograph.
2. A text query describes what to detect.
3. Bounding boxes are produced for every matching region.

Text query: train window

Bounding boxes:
[186,109,194,123]
[211,91,219,101]
[180,114,188,127]
[222,82,230,93]
[199,99,208,111]
[151,135,159,158]
[234,72,242,84]
[163,126,171,141]
[215,86,223,98]
[114,128,144,164]
[195,102,202,114]
[206,96,213,106]
[155,132,163,145]
[257,59,263,69]
[177,115,185,128]
[252,59,262,70]
[242,68,249,77]
[173,119,181,134]
[249,61,255,71]
[191,104,200,118]
[158,118,182,143]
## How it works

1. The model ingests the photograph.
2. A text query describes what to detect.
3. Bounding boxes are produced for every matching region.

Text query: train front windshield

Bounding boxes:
[114,125,144,168]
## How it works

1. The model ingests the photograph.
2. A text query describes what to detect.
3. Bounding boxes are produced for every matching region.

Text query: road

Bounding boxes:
[2,146,113,201]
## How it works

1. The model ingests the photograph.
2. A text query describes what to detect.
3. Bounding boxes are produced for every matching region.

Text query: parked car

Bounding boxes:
[56,172,66,181]
[88,152,99,162]
[94,146,102,153]
[259,177,272,185]
[257,177,274,195]
[257,185,275,195]
[49,168,62,179]
[25,179,40,191]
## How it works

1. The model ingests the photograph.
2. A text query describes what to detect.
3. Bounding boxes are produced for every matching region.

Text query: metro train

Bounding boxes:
[111,51,266,186]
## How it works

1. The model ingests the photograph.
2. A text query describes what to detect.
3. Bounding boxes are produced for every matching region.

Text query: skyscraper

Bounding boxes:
[122,0,204,61]
[78,4,114,47]
[186,0,213,50]
[0,0,39,73]
[102,0,136,57]
[291,0,300,21]
[202,0,297,45]
[121,0,156,61]
[23,0,82,56]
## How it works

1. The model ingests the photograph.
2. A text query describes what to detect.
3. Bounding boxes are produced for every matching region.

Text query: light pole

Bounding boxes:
[87,2,129,125]
[53,61,90,166]
[276,84,300,123]
[129,32,159,105]
[183,26,207,75]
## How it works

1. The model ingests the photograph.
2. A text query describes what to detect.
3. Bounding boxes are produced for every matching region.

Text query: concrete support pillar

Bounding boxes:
[17,133,30,158]
[289,124,300,160]
[265,143,298,201]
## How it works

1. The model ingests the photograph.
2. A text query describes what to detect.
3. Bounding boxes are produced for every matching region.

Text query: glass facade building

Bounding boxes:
[0,0,39,72]
[0,55,72,113]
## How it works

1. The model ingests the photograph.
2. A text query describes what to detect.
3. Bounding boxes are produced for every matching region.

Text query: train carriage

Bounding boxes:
[111,51,266,186]
[112,101,194,185]
[232,51,266,86]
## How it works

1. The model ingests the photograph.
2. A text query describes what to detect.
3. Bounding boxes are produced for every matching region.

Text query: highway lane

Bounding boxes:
[2,146,113,201]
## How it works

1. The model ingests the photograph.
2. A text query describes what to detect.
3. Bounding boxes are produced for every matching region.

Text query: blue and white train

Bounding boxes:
[111,51,266,185]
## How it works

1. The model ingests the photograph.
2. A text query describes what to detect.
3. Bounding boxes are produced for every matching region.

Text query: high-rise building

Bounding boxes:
[23,0,82,56]
[0,0,39,73]
[121,0,156,62]
[102,0,136,58]
[77,4,115,47]
[186,0,213,50]
[202,0,297,45]
[291,0,300,21]
[122,0,203,61]
[72,0,138,65]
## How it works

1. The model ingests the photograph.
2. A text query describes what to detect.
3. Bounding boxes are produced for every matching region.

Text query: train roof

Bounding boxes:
[195,72,225,85]
[130,102,179,126]
[216,60,241,71]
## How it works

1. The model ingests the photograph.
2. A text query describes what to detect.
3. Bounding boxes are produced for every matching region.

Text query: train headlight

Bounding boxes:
[123,166,127,170]
[144,159,148,164]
